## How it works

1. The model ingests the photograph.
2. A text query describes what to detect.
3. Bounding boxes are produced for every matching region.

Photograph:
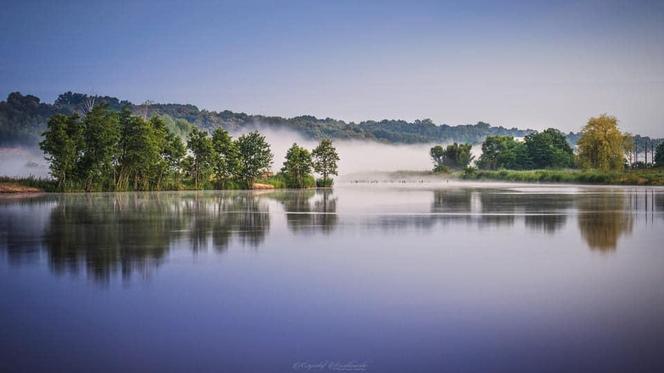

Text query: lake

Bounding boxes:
[1,183,664,372]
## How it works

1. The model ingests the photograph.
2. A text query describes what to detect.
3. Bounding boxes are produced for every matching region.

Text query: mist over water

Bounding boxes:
[0,127,481,180]
[233,127,466,177]
[0,147,49,178]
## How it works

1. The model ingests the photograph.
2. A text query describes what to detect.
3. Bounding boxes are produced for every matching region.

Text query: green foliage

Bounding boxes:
[311,139,339,185]
[39,114,83,191]
[116,108,161,191]
[477,129,573,171]
[1,92,542,147]
[212,128,240,189]
[477,136,531,170]
[79,105,120,191]
[1,92,56,145]
[316,178,334,187]
[282,143,314,188]
[655,142,664,167]
[524,128,574,168]
[236,131,273,188]
[577,115,626,171]
[430,143,474,171]
[462,168,664,185]
[186,128,215,189]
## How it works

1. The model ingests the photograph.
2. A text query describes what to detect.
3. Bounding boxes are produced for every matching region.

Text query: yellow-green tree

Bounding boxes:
[577,114,626,171]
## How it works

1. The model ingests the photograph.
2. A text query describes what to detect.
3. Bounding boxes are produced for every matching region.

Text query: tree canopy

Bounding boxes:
[430,143,474,171]
[577,115,626,171]
[311,139,339,186]
[282,143,314,188]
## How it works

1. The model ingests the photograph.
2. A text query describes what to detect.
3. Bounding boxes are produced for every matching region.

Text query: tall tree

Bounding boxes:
[212,128,240,189]
[116,110,160,190]
[40,114,83,190]
[162,131,186,189]
[236,131,273,188]
[282,143,314,188]
[186,128,214,189]
[311,139,339,186]
[655,142,664,167]
[577,114,626,171]
[79,105,120,191]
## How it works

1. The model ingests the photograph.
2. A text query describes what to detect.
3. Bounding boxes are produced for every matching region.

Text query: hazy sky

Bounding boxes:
[1,0,663,135]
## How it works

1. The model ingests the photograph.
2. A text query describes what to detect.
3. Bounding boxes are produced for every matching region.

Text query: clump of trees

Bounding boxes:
[279,140,339,188]
[476,128,574,170]
[40,105,340,191]
[430,143,474,172]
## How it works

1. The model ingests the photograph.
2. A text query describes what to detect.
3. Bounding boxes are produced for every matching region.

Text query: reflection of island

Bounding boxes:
[183,193,270,252]
[1,192,272,282]
[577,193,633,252]
[269,189,338,234]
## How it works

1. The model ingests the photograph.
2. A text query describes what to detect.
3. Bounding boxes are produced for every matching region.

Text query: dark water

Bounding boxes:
[1,184,664,372]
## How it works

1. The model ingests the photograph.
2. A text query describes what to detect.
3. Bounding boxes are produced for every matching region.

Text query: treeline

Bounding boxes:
[40,105,339,192]
[3,91,539,146]
[430,115,664,173]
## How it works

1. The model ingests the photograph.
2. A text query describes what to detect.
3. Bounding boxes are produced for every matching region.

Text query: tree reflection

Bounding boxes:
[577,193,633,252]
[0,192,272,282]
[523,195,573,234]
[44,193,187,281]
[182,192,270,252]
[270,189,338,234]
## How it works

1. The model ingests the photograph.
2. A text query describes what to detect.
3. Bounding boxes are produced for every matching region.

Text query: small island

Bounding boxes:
[2,105,339,193]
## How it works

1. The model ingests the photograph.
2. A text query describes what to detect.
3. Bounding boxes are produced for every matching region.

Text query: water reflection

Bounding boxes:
[577,194,634,252]
[269,189,338,234]
[0,187,659,282]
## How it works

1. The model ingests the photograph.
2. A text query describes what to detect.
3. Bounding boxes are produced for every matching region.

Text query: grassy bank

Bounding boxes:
[0,174,317,193]
[0,176,57,193]
[461,168,664,185]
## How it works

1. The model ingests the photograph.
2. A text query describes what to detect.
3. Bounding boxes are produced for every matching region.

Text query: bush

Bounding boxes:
[433,164,450,173]
[316,178,334,187]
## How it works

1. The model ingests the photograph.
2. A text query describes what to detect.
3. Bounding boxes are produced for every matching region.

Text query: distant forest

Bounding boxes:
[0,91,660,150]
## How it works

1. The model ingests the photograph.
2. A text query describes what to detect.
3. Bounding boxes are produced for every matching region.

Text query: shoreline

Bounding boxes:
[2,168,664,193]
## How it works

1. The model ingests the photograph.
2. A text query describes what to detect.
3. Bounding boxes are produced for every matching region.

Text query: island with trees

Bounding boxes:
[35,105,339,192]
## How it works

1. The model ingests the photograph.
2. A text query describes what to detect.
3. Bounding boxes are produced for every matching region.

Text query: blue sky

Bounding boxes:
[1,0,663,135]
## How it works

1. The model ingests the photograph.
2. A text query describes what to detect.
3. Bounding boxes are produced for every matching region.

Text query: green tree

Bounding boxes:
[477,136,531,170]
[431,143,474,171]
[236,131,273,188]
[116,110,160,190]
[577,114,626,171]
[282,143,314,188]
[162,131,186,189]
[655,142,664,167]
[79,105,120,191]
[212,128,240,189]
[40,114,83,190]
[186,128,214,189]
[524,128,574,169]
[311,139,339,186]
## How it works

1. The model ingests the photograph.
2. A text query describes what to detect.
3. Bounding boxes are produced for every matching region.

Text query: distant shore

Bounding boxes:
[3,168,664,193]
[460,168,664,186]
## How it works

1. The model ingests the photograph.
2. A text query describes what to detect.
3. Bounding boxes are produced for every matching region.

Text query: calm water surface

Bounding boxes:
[1,183,664,372]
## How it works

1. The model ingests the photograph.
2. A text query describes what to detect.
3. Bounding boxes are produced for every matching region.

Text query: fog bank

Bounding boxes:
[0,147,49,178]
[232,127,442,176]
